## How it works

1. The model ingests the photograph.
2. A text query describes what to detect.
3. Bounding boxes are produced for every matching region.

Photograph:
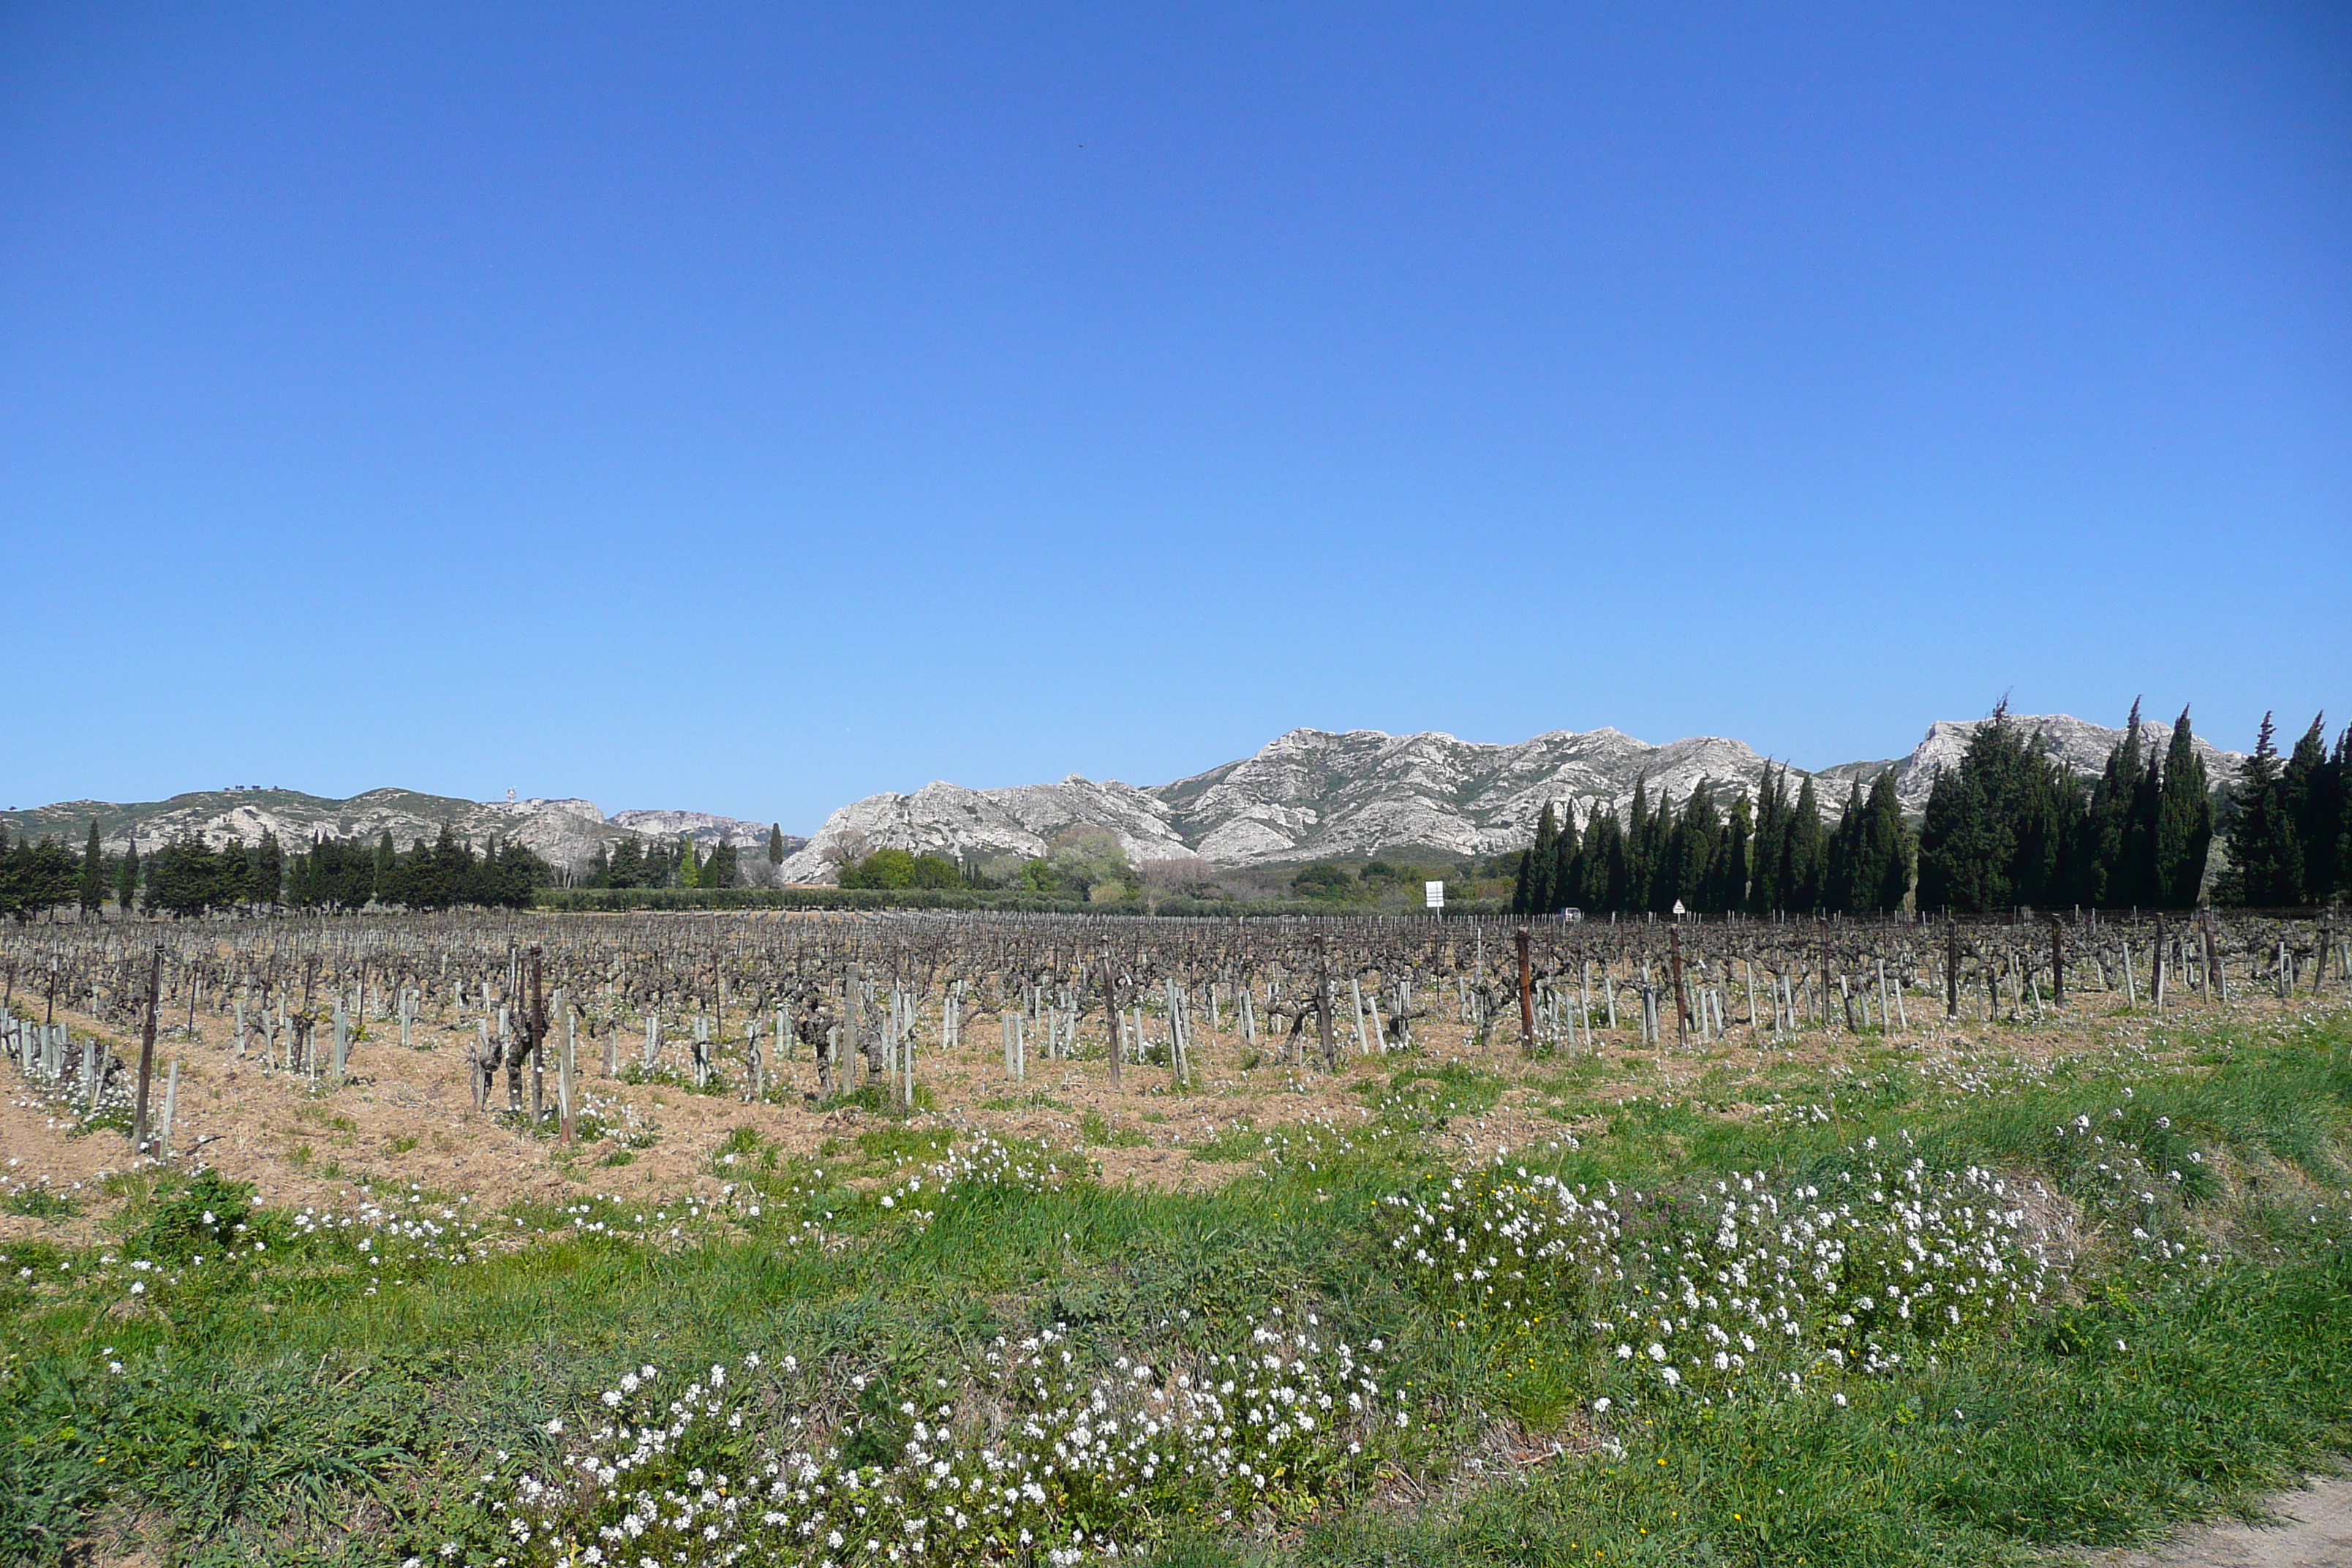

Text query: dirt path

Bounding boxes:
[2071,1473,2352,1567]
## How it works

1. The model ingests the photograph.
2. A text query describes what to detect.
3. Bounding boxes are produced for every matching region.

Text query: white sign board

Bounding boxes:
[1424,881,1446,910]
[1672,899,1686,917]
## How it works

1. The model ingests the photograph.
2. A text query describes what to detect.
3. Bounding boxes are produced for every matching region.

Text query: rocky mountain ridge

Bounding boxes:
[0,790,802,875]
[778,714,2245,881]
[5,713,2243,885]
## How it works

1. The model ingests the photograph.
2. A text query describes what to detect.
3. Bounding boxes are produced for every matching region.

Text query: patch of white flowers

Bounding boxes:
[1384,1153,2070,1402]
[477,1316,1403,1566]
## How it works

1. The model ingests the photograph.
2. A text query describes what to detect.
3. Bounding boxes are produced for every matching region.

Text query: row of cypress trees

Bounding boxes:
[120,826,548,915]
[1508,764,1914,918]
[2216,712,2351,907]
[584,832,743,889]
[282,827,547,911]
[1916,701,2352,911]
[23,816,783,915]
[1510,701,2348,919]
[1914,702,2212,912]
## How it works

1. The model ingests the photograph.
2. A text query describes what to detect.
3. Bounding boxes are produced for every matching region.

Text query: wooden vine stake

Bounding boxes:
[132,946,161,1154]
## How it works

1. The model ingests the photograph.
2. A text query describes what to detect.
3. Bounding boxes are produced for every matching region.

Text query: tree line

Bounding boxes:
[581,832,749,890]
[2,818,785,919]
[2216,711,2351,907]
[1915,702,2209,912]
[0,823,554,919]
[1509,763,1912,919]
[1511,701,2351,918]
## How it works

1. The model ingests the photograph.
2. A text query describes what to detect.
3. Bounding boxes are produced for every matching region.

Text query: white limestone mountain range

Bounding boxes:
[775,715,2244,883]
[0,789,800,875]
[2,714,2240,881]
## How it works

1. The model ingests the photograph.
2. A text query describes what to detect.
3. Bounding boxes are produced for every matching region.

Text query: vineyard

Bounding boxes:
[4,908,2351,1567]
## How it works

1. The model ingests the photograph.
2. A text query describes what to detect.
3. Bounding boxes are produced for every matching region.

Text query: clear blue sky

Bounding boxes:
[3,4,2346,829]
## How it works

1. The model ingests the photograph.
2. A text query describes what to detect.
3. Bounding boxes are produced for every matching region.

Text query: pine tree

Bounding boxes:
[219,838,253,905]
[116,839,140,916]
[78,821,105,915]
[254,830,283,908]
[2219,712,2302,905]
[2152,707,2212,908]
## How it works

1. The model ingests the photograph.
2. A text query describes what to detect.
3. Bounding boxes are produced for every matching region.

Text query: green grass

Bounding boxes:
[4,1188,79,1220]
[1079,1108,1150,1147]
[1,1013,2350,1566]
[977,1090,1071,1112]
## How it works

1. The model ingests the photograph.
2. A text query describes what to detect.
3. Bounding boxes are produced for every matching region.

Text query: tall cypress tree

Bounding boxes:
[768,823,786,867]
[1621,780,1651,911]
[1509,844,1536,916]
[1527,804,1559,916]
[1858,769,1912,912]
[2315,725,2352,903]
[1637,785,1676,913]
[1665,783,1719,913]
[2219,713,2302,905]
[2126,731,2164,907]
[2283,715,2335,904]
[1579,808,1625,913]
[1746,764,1787,914]
[1786,775,1824,911]
[2081,704,2142,906]
[2152,707,2212,908]
[1709,793,1752,913]
[1824,782,1865,913]
[78,821,105,915]
[1916,704,2076,912]
[677,833,701,889]
[116,839,140,916]
[1549,807,1581,913]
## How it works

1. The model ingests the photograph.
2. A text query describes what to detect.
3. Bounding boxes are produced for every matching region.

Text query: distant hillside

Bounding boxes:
[5,712,2242,885]
[608,810,803,856]
[0,790,803,873]
[780,715,2247,881]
